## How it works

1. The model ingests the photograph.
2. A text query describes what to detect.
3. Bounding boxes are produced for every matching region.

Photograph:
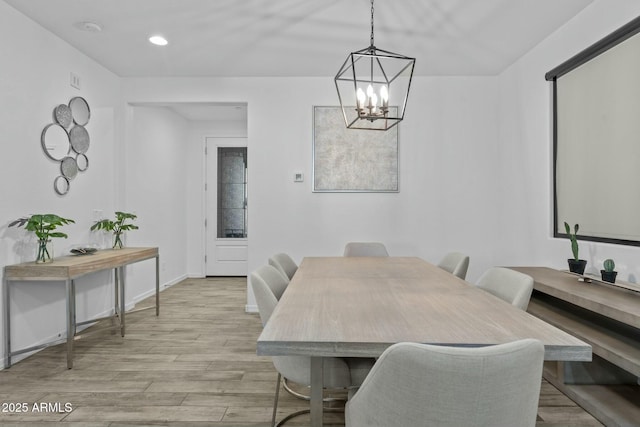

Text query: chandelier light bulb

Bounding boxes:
[380,85,389,106]
[357,88,366,108]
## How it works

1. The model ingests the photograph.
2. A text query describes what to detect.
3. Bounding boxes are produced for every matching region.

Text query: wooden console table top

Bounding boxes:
[4,247,159,281]
[510,267,640,331]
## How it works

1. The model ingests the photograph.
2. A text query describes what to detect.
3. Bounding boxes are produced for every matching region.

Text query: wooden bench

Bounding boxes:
[510,267,640,427]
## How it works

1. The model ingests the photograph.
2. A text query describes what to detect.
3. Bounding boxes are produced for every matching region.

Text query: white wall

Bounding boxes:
[496,0,640,281]
[124,105,192,295]
[0,1,121,364]
[121,76,500,310]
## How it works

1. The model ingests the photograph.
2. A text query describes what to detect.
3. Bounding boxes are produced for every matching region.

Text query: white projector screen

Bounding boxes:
[549,16,640,245]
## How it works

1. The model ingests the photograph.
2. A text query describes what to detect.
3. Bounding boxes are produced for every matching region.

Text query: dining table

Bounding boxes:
[257,257,592,427]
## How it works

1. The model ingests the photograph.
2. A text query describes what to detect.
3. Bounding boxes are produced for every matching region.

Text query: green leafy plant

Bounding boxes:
[564,222,580,261]
[603,259,615,273]
[91,211,138,249]
[9,214,75,262]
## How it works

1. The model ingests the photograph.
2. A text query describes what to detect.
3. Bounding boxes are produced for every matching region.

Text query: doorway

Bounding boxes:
[205,137,248,276]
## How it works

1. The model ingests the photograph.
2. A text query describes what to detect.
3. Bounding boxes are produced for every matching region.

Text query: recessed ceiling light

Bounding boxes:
[149,35,168,46]
[74,21,102,32]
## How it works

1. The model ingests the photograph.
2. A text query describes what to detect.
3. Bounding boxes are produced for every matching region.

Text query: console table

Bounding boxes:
[510,267,640,427]
[4,247,159,369]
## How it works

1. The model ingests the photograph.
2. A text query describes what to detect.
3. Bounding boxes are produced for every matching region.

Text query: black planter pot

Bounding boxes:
[601,270,617,283]
[568,259,587,275]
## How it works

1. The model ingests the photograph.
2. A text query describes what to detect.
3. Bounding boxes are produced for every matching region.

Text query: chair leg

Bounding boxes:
[276,407,344,427]
[276,409,311,427]
[272,373,281,427]
[272,374,344,427]
[283,377,346,402]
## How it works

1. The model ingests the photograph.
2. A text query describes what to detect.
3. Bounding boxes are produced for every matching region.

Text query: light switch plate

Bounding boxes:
[70,72,81,89]
[294,172,304,182]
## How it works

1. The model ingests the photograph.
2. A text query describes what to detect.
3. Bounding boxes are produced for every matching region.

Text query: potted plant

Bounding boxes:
[600,259,617,283]
[564,222,587,275]
[91,211,138,249]
[9,214,75,263]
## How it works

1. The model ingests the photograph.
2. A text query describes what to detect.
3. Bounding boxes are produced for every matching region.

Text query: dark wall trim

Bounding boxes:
[554,231,640,248]
[551,79,559,239]
[545,15,640,81]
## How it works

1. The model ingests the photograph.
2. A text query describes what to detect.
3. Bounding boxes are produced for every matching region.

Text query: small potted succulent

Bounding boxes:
[90,211,138,249]
[564,222,587,275]
[9,214,75,263]
[600,259,617,283]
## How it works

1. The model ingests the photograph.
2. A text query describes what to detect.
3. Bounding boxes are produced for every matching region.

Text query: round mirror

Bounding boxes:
[69,97,90,126]
[69,125,90,154]
[61,156,78,179]
[54,104,72,128]
[76,153,89,171]
[54,175,70,195]
[41,123,70,161]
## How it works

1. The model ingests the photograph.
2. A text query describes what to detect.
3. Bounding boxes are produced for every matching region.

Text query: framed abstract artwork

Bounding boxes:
[312,106,398,192]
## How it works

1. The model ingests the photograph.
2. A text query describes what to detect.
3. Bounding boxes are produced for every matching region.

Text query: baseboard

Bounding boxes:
[245,304,258,313]
[132,274,186,304]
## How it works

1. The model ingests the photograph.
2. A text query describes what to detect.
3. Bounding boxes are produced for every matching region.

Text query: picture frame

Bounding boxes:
[312,106,399,192]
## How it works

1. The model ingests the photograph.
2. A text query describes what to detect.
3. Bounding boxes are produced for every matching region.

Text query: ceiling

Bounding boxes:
[4,0,594,78]
[166,103,247,122]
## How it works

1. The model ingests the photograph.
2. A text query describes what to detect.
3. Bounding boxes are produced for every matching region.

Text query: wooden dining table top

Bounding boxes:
[257,257,591,361]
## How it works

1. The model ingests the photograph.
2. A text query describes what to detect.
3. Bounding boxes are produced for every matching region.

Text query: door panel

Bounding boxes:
[206,137,248,276]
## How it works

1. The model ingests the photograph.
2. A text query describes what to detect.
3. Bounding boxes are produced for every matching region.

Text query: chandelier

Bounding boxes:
[334,0,415,131]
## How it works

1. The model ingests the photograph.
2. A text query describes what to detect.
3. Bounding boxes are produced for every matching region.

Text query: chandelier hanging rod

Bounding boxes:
[369,0,375,47]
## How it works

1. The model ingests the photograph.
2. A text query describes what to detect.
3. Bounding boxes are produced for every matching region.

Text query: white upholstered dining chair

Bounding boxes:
[476,267,534,310]
[268,253,298,280]
[345,339,545,427]
[252,265,289,300]
[250,267,373,427]
[436,252,470,279]
[343,242,389,257]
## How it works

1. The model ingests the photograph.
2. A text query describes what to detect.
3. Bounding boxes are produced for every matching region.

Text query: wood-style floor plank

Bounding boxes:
[0,277,603,426]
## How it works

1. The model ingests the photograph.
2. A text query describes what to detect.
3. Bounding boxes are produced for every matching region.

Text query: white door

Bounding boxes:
[205,137,248,276]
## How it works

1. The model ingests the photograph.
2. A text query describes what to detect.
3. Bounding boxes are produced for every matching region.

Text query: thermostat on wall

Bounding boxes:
[294,172,304,182]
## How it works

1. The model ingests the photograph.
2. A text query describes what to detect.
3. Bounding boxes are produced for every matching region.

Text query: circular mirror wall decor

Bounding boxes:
[54,175,70,195]
[69,96,90,126]
[41,123,71,161]
[54,104,72,128]
[69,125,90,154]
[76,153,89,171]
[44,97,91,195]
[60,156,78,179]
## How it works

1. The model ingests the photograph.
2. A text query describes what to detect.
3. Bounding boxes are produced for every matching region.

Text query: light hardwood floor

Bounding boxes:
[0,277,603,426]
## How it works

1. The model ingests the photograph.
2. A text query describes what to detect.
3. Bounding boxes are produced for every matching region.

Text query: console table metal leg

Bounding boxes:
[310,357,324,427]
[4,278,11,368]
[119,267,125,337]
[65,279,75,369]
[114,267,120,319]
[111,269,118,334]
[155,255,160,316]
